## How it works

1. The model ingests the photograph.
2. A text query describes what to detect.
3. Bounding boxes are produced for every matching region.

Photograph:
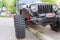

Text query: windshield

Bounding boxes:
[19,0,41,4]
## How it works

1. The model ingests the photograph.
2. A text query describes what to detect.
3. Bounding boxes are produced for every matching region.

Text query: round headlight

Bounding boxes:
[31,5,38,12]
[53,6,58,11]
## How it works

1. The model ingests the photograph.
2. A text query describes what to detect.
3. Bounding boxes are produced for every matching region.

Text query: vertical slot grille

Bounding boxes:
[38,5,53,13]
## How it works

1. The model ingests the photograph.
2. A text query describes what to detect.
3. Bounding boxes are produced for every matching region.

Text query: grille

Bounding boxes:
[38,5,53,13]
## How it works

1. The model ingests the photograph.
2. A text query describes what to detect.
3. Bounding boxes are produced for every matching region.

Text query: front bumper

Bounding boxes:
[42,17,57,23]
[31,17,57,24]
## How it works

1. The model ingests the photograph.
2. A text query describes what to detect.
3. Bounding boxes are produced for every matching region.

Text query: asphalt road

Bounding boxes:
[0,18,37,40]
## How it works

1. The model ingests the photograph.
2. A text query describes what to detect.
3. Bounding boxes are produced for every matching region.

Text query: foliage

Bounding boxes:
[42,0,56,4]
[0,0,16,13]
[4,0,16,13]
[0,0,3,7]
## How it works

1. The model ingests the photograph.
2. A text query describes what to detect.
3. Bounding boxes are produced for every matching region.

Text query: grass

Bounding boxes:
[39,29,44,34]
[0,16,7,18]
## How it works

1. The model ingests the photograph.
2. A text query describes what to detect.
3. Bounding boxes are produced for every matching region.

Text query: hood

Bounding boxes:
[19,0,41,4]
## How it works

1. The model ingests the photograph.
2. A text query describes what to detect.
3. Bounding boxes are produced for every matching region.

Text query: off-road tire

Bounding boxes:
[50,20,59,32]
[14,15,25,39]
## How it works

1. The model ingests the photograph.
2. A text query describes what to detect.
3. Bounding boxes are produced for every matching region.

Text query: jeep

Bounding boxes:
[14,0,60,39]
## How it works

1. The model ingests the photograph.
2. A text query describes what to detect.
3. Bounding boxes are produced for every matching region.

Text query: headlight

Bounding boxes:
[30,5,38,12]
[53,5,58,11]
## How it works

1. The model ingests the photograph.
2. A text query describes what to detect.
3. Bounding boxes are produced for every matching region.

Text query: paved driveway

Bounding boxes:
[0,18,60,40]
[0,18,37,40]
[37,25,60,40]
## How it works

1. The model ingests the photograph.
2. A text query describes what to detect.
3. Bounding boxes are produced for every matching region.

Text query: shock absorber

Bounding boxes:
[27,15,31,25]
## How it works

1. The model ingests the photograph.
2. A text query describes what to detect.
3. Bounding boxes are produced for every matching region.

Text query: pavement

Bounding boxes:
[0,18,37,40]
[37,25,60,40]
[0,18,60,40]
[44,25,60,40]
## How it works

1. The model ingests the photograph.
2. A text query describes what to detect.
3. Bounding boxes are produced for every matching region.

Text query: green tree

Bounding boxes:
[0,0,3,7]
[0,0,16,13]
[0,1,2,7]
[42,0,56,4]
[4,0,16,13]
